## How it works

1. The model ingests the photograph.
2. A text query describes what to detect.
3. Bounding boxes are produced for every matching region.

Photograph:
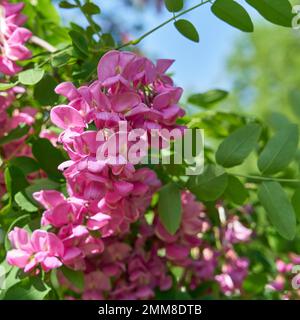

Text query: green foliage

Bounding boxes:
[164,0,184,13]
[257,124,299,175]
[0,125,30,146]
[187,165,228,201]
[246,0,294,27]
[174,19,199,43]
[188,90,228,108]
[258,181,297,240]
[216,123,262,168]
[18,69,45,85]
[158,183,182,234]
[31,138,65,181]
[61,266,84,291]
[211,0,254,32]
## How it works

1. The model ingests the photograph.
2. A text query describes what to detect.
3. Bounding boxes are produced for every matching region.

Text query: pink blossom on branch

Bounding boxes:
[0,1,32,75]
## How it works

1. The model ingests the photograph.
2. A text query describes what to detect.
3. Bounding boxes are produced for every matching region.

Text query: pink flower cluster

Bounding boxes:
[55,191,252,299]
[0,1,32,75]
[266,254,300,299]
[6,50,184,275]
[5,50,253,299]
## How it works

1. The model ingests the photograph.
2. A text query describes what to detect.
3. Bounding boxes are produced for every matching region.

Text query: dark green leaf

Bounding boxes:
[34,74,58,106]
[211,0,254,32]
[31,138,65,181]
[82,2,100,15]
[216,123,262,168]
[174,19,199,43]
[59,1,77,9]
[0,124,30,146]
[292,188,300,222]
[224,175,248,205]
[188,89,228,108]
[158,183,182,234]
[4,166,29,198]
[258,181,296,240]
[187,165,228,201]
[257,124,299,175]
[164,0,184,12]
[61,266,84,291]
[9,156,40,175]
[18,69,44,85]
[246,0,293,27]
[69,30,88,57]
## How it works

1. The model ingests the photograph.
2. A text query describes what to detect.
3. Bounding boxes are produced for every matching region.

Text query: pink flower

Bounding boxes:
[224,218,252,244]
[0,1,32,75]
[7,227,64,272]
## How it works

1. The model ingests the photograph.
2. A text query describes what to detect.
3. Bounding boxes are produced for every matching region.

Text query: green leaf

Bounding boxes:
[33,74,59,106]
[0,124,30,146]
[258,181,296,240]
[257,124,299,175]
[292,188,300,222]
[51,52,71,68]
[224,175,249,205]
[18,69,44,85]
[4,166,29,198]
[216,123,262,168]
[61,266,84,291]
[59,1,77,8]
[174,19,199,43]
[211,0,254,32]
[15,192,38,212]
[9,157,40,175]
[31,138,65,181]
[246,0,293,27]
[187,165,228,201]
[82,2,101,15]
[0,82,17,91]
[69,30,88,57]
[25,178,60,203]
[188,89,228,108]
[4,278,51,300]
[164,0,184,12]
[158,183,182,234]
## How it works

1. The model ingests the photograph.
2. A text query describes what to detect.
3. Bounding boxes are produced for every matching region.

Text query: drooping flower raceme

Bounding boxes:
[0,1,32,75]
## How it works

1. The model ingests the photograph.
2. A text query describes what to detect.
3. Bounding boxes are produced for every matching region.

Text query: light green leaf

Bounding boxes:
[15,192,38,212]
[216,123,262,168]
[246,0,293,27]
[187,165,228,201]
[211,0,254,32]
[18,69,44,85]
[0,82,18,91]
[257,124,299,175]
[174,19,200,43]
[258,181,296,240]
[158,183,182,234]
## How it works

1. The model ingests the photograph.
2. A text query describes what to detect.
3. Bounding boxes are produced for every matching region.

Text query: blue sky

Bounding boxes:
[58,0,260,93]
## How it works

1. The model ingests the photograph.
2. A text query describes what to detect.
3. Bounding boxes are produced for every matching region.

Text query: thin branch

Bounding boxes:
[30,36,57,53]
[232,173,300,184]
[117,0,211,49]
